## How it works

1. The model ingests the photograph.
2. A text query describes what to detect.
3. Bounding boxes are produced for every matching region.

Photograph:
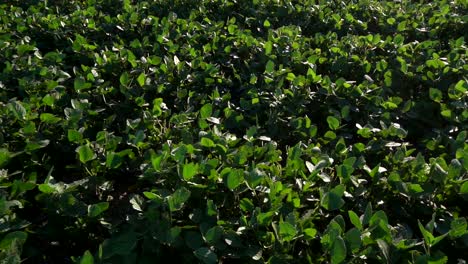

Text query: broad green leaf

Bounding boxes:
[279,222,296,242]
[345,228,362,252]
[441,109,452,119]
[137,72,145,87]
[0,148,11,168]
[143,192,160,200]
[224,231,243,247]
[42,94,55,106]
[263,19,271,28]
[80,250,94,264]
[206,199,217,216]
[226,169,243,190]
[0,231,27,250]
[448,159,462,179]
[168,187,191,212]
[327,116,340,130]
[264,41,272,55]
[106,152,123,169]
[303,228,317,239]
[76,145,95,163]
[331,236,346,264]
[321,185,345,211]
[151,153,163,171]
[449,218,467,237]
[194,247,217,264]
[200,104,212,119]
[182,162,199,181]
[9,101,27,120]
[88,202,109,218]
[38,184,55,194]
[68,129,83,142]
[362,203,373,227]
[265,60,275,74]
[103,230,138,257]
[74,77,92,91]
[25,140,50,152]
[324,131,337,140]
[418,220,447,247]
[257,211,275,226]
[239,198,254,212]
[119,72,129,86]
[336,164,352,179]
[185,231,204,250]
[40,113,61,124]
[348,210,362,230]
[460,181,468,194]
[200,137,215,147]
[204,226,223,244]
[429,88,443,102]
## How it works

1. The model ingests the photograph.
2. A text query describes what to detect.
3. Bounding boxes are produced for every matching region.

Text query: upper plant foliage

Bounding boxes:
[0,0,467,263]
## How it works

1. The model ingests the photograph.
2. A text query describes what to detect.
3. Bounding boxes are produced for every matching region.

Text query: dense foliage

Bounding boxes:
[0,0,467,263]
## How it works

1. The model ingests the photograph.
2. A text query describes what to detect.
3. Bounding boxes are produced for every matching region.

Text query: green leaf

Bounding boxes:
[68,129,83,142]
[88,202,109,218]
[76,145,95,163]
[330,236,346,264]
[239,198,254,212]
[321,185,345,211]
[257,211,275,226]
[80,250,94,264]
[40,113,61,124]
[279,222,297,242]
[38,184,55,194]
[151,153,163,171]
[168,187,191,212]
[182,162,199,181]
[460,181,468,194]
[200,104,213,119]
[264,41,273,55]
[304,228,317,239]
[225,169,244,190]
[9,101,27,120]
[119,72,129,86]
[0,231,28,250]
[74,77,92,91]
[42,94,55,106]
[348,210,362,230]
[327,116,340,130]
[0,148,11,168]
[345,228,362,252]
[194,247,217,264]
[429,88,443,102]
[362,203,373,227]
[324,131,337,140]
[441,109,452,119]
[449,218,467,238]
[206,200,217,216]
[25,140,50,152]
[200,137,215,147]
[103,230,138,258]
[418,220,436,247]
[263,19,271,28]
[204,226,223,245]
[265,60,275,74]
[137,72,146,87]
[106,152,123,169]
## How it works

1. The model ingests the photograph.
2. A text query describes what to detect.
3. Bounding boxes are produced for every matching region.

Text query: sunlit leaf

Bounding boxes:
[76,145,95,163]
[88,202,109,218]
